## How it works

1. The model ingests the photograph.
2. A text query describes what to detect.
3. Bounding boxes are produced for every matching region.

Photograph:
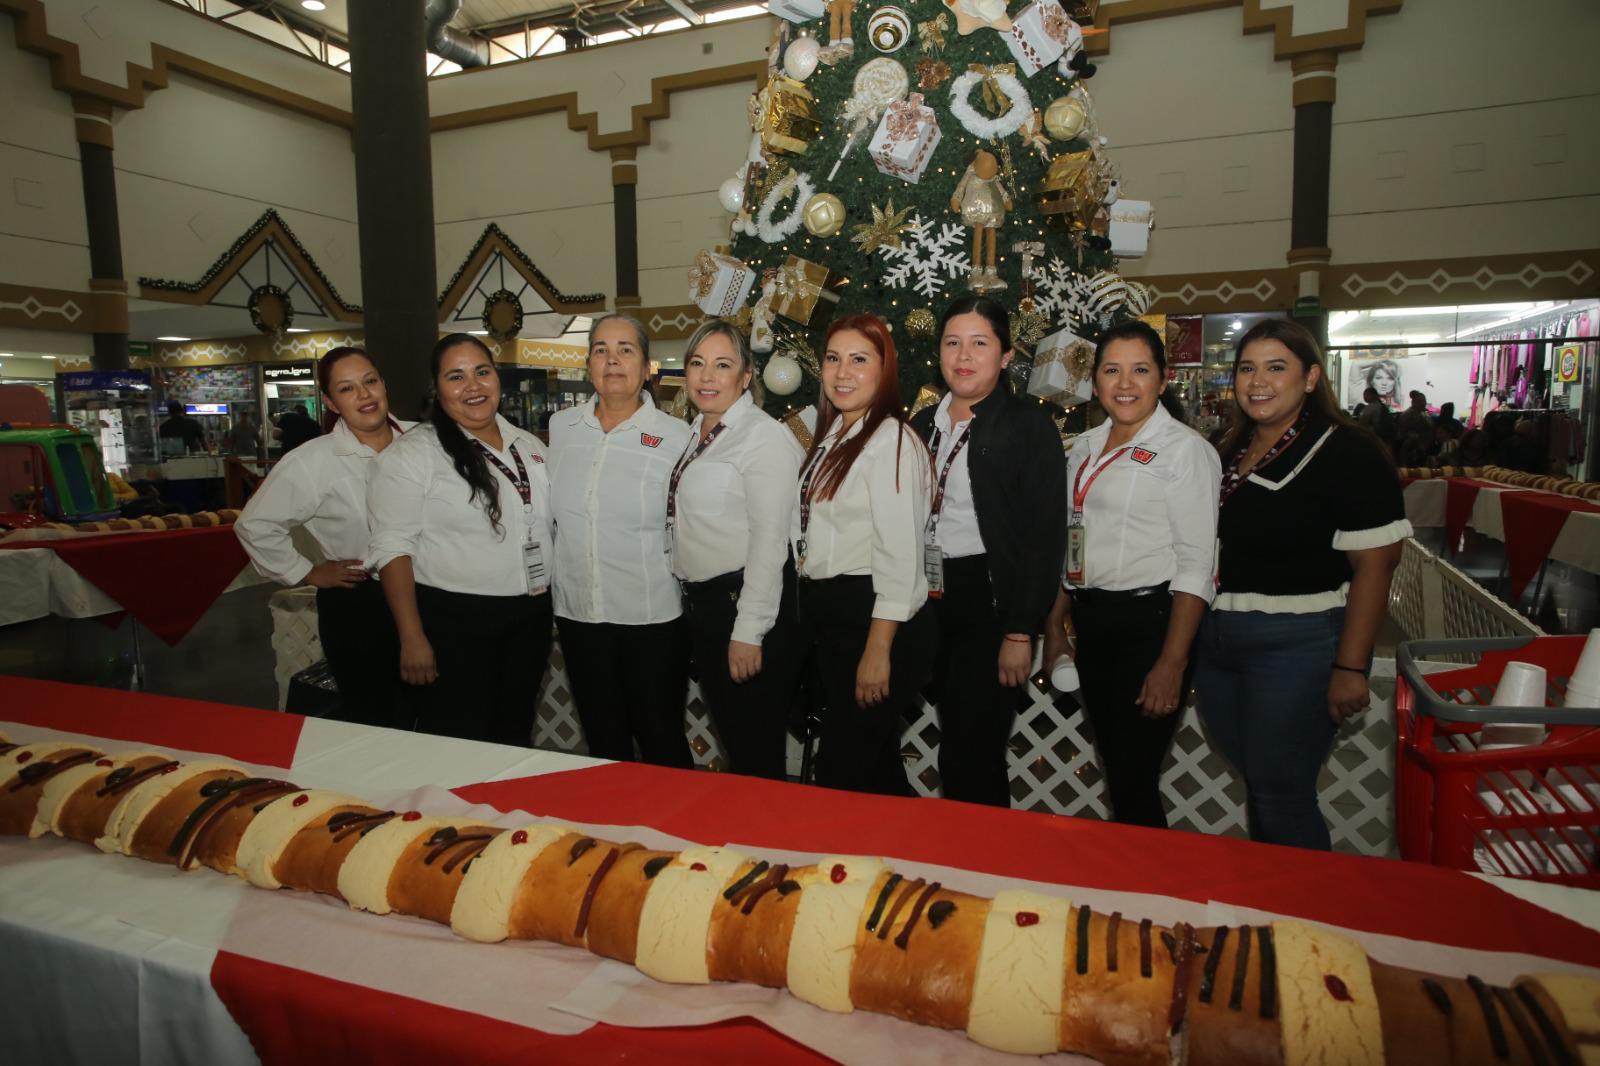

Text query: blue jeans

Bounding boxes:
[1193,608,1345,850]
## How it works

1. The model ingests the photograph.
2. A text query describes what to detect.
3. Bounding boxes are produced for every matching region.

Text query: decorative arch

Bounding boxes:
[438,223,606,340]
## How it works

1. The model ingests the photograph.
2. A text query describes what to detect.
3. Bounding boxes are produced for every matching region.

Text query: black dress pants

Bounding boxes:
[556,615,693,768]
[927,555,1019,807]
[414,584,552,746]
[798,575,936,797]
[316,582,407,730]
[683,564,804,780]
[1072,586,1188,829]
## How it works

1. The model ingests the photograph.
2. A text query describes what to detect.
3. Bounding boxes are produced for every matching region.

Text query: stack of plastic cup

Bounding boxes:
[1565,629,1600,709]
[1478,660,1548,750]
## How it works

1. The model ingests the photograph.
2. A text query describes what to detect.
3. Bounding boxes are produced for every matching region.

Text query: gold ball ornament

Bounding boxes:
[905,307,937,339]
[802,192,847,237]
[1043,95,1088,141]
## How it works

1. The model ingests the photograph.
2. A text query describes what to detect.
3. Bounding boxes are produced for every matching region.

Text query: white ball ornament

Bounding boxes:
[762,354,803,396]
[802,192,846,237]
[867,6,911,52]
[784,35,820,81]
[1043,95,1087,141]
[718,176,746,214]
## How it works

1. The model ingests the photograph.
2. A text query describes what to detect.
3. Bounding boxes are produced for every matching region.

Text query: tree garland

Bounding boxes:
[948,67,1033,140]
[753,170,815,244]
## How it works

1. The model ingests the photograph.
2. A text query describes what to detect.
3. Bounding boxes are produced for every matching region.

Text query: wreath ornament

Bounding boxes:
[248,284,294,338]
[480,289,525,342]
[754,170,816,244]
[949,64,1034,141]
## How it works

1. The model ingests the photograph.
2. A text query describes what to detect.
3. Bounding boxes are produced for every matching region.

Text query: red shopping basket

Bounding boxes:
[1395,635,1600,886]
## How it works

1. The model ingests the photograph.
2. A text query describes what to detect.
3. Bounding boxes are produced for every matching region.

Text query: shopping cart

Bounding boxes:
[1395,635,1600,887]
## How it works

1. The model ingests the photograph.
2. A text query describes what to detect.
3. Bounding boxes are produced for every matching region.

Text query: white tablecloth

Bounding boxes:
[1403,478,1600,576]
[0,547,267,628]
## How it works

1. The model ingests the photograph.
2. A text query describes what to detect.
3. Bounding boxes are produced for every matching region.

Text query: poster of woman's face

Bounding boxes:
[1345,353,1429,409]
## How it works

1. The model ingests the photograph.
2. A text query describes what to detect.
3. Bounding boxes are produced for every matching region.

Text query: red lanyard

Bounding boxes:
[667,422,727,526]
[1072,446,1131,517]
[1220,409,1308,505]
[473,439,531,509]
[928,423,972,522]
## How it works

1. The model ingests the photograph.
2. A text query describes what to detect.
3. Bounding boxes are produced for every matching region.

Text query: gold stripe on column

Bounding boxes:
[610,144,638,186]
[71,93,115,148]
[1291,50,1338,107]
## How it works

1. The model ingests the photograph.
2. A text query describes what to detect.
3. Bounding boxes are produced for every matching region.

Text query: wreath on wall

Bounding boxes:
[248,284,294,338]
[481,289,525,342]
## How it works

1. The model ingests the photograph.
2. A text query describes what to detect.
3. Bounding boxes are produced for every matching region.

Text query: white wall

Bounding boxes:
[0,43,90,290]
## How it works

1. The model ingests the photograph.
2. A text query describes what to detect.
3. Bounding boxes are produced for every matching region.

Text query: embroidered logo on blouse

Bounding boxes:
[1131,447,1157,465]
[528,453,545,464]
[640,433,664,449]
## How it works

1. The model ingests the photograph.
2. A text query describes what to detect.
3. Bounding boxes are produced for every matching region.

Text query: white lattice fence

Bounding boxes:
[1388,538,1541,658]
[272,596,1406,856]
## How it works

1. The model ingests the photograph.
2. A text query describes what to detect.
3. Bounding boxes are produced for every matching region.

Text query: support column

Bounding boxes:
[73,95,130,371]
[610,146,640,310]
[348,0,437,420]
[1287,51,1336,346]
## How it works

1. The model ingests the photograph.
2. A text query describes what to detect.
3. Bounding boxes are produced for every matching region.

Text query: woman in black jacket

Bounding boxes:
[909,296,1068,806]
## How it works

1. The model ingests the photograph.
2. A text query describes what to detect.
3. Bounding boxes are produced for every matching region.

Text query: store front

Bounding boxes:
[59,370,158,476]
[262,363,321,456]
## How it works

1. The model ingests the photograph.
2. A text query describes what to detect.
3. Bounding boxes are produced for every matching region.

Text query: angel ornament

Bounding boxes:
[950,148,1013,293]
[822,0,854,62]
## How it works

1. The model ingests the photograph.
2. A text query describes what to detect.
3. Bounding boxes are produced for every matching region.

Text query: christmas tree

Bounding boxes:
[687,0,1154,417]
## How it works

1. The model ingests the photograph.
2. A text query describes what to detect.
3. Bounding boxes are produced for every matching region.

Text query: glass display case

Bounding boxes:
[154,364,261,457]
[60,369,159,476]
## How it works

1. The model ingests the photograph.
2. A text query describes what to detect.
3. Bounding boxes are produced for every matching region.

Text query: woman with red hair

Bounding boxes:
[793,314,935,796]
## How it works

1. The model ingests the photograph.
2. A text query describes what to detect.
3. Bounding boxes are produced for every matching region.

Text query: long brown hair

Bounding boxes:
[1215,318,1354,457]
[806,313,922,501]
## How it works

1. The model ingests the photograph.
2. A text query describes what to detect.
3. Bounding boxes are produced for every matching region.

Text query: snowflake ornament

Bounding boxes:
[877,215,971,300]
[1034,254,1096,329]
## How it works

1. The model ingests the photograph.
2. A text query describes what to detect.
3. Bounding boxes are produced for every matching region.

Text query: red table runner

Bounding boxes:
[1500,490,1600,603]
[0,526,249,644]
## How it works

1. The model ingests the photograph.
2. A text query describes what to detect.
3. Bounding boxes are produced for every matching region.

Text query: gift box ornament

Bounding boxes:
[868,93,942,184]
[688,250,757,318]
[770,255,844,327]
[1002,0,1073,77]
[1027,326,1095,405]
[767,0,827,23]
[1109,198,1154,258]
[759,76,823,156]
[1037,149,1094,216]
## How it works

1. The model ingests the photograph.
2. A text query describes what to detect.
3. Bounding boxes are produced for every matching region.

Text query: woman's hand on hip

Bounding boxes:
[728,640,763,684]
[997,636,1033,688]
[1136,655,1187,718]
[306,559,367,589]
[855,645,892,709]
[1327,669,1370,723]
[399,634,438,687]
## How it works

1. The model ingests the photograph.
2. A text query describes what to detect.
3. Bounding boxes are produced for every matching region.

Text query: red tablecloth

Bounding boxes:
[7,678,1600,1066]
[0,526,249,644]
[1499,490,1600,602]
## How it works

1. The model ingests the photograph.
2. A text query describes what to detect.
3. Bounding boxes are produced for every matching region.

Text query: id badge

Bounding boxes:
[923,526,945,599]
[523,539,547,594]
[1065,512,1086,586]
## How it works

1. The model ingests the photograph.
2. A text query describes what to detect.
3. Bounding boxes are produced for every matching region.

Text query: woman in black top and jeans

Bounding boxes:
[1194,318,1411,850]
[909,296,1067,806]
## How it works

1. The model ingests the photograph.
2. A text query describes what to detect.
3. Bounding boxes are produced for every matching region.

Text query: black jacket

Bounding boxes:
[911,385,1068,635]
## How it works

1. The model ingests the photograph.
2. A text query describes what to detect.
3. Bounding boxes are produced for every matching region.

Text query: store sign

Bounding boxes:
[61,371,152,392]
[264,366,314,381]
[1556,343,1581,383]
[185,402,230,415]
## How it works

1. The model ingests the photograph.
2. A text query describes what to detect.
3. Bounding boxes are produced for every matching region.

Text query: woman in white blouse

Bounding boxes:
[671,321,804,779]
[548,314,693,767]
[795,313,935,796]
[366,333,555,746]
[236,347,413,729]
[1042,320,1222,828]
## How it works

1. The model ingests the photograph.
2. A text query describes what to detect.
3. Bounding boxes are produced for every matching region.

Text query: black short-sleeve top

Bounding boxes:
[1215,421,1412,614]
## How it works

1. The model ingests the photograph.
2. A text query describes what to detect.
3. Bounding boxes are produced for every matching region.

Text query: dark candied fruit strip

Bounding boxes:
[426,826,459,847]
[1229,925,1252,1011]
[166,777,269,858]
[1075,905,1092,975]
[1169,924,1196,1032]
[1422,977,1454,1015]
[1199,926,1229,1004]
[723,860,771,905]
[739,864,791,916]
[1325,974,1352,1002]
[642,855,672,879]
[1515,986,1580,1066]
[573,847,620,940]
[776,880,801,896]
[926,899,956,930]
[891,881,941,950]
[331,811,396,843]
[179,781,299,869]
[97,760,180,798]
[1161,930,1179,963]
[864,873,902,933]
[569,836,597,864]
[12,750,101,792]
[1106,911,1121,973]
[427,832,494,866]
[876,877,924,941]
[442,835,496,874]
[1493,986,1550,1066]
[1139,918,1153,979]
[1467,975,1510,1059]
[1258,926,1278,1019]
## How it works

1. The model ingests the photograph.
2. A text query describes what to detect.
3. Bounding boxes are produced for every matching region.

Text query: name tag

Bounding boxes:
[923,525,945,599]
[1065,512,1086,586]
[523,538,547,595]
